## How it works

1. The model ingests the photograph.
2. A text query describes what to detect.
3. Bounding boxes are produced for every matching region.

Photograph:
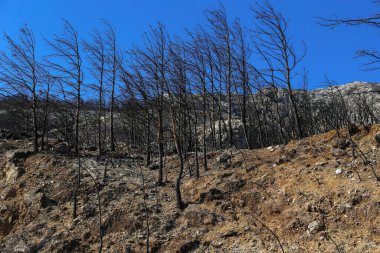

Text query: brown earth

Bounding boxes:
[1,126,380,252]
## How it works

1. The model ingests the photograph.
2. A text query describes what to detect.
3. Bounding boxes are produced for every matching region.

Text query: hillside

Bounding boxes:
[1,81,380,149]
[1,124,380,252]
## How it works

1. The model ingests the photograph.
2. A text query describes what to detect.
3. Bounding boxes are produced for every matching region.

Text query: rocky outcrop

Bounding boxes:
[3,150,32,183]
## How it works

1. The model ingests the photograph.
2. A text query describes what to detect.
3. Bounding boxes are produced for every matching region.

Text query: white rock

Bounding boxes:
[315,161,327,166]
[335,168,343,175]
[307,220,325,234]
[13,239,29,253]
[5,164,23,183]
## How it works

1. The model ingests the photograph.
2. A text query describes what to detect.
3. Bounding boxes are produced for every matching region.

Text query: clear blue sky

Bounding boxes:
[0,0,378,89]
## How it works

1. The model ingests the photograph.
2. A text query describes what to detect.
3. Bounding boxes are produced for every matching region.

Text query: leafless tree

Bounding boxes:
[83,29,106,155]
[104,22,119,151]
[166,38,189,209]
[206,4,235,147]
[187,29,209,171]
[0,25,40,152]
[46,20,84,220]
[232,19,251,149]
[253,1,306,140]
[46,20,84,155]
[130,23,169,186]
[40,72,55,150]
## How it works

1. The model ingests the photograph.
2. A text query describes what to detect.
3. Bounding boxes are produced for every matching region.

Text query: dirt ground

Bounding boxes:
[1,125,380,252]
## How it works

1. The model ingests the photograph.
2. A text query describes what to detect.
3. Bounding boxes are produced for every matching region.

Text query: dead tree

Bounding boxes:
[201,31,218,150]
[253,1,306,140]
[104,22,119,151]
[40,73,55,150]
[232,19,251,149]
[187,29,209,171]
[46,20,84,220]
[119,63,154,166]
[130,23,169,186]
[0,25,40,152]
[46,20,84,155]
[167,39,189,209]
[206,5,235,147]
[50,79,75,151]
[83,29,106,155]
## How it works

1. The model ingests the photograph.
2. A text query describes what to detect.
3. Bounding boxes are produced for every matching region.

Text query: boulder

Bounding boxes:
[331,148,346,157]
[82,204,96,218]
[307,220,325,234]
[285,148,297,158]
[199,188,224,203]
[246,165,257,172]
[375,132,380,145]
[216,152,231,165]
[3,150,30,183]
[277,155,289,165]
[5,164,24,183]
[179,240,201,253]
[332,138,350,150]
[40,194,58,208]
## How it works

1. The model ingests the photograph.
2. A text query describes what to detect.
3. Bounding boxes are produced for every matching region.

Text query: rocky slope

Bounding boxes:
[311,81,380,103]
[208,81,380,147]
[1,125,380,252]
[310,81,380,114]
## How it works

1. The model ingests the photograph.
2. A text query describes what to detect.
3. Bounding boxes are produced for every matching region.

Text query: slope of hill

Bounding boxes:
[1,125,380,252]
[310,81,380,106]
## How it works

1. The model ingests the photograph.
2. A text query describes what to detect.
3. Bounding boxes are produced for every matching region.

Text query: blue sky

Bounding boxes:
[0,0,378,89]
